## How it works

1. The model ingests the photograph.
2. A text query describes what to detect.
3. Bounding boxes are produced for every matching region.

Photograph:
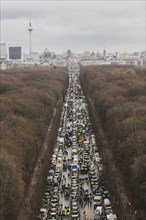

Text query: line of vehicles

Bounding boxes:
[38,63,117,220]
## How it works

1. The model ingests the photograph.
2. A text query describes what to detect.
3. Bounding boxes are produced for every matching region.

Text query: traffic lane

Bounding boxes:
[79,174,94,220]
[58,146,72,218]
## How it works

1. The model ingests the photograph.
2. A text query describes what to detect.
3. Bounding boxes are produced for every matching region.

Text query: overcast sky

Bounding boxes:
[1,0,145,54]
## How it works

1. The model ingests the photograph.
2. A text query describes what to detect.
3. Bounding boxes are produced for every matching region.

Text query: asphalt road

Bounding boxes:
[39,63,117,220]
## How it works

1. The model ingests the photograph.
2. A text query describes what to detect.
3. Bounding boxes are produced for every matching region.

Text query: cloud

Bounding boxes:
[1,0,145,53]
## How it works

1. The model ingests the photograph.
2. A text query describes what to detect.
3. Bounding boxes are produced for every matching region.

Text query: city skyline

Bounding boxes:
[1,0,145,53]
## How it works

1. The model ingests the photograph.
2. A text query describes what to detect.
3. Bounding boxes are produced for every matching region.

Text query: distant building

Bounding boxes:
[0,43,7,59]
[43,48,51,58]
[132,52,140,56]
[51,52,56,59]
[83,51,90,58]
[67,49,72,58]
[31,52,40,60]
[96,51,100,57]
[140,51,146,58]
[9,47,22,59]
[103,48,106,60]
[115,52,119,59]
[90,51,96,60]
[91,51,95,56]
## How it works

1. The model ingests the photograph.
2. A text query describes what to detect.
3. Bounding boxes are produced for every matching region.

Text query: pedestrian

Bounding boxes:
[89,211,92,220]
[80,199,83,208]
[89,195,92,207]
[85,176,88,182]
[83,211,87,220]
[87,196,90,207]
[62,184,65,190]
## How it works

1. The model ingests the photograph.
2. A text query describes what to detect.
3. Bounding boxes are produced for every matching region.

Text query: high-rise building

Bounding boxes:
[0,43,7,59]
[9,47,22,59]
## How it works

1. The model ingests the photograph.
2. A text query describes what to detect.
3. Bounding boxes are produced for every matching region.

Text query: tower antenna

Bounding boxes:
[28,2,33,58]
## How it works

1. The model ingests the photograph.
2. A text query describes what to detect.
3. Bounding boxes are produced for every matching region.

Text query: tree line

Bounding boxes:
[80,65,146,212]
[0,67,68,220]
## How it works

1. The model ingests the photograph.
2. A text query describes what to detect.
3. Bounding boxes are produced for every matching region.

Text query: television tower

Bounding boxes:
[28,21,33,58]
